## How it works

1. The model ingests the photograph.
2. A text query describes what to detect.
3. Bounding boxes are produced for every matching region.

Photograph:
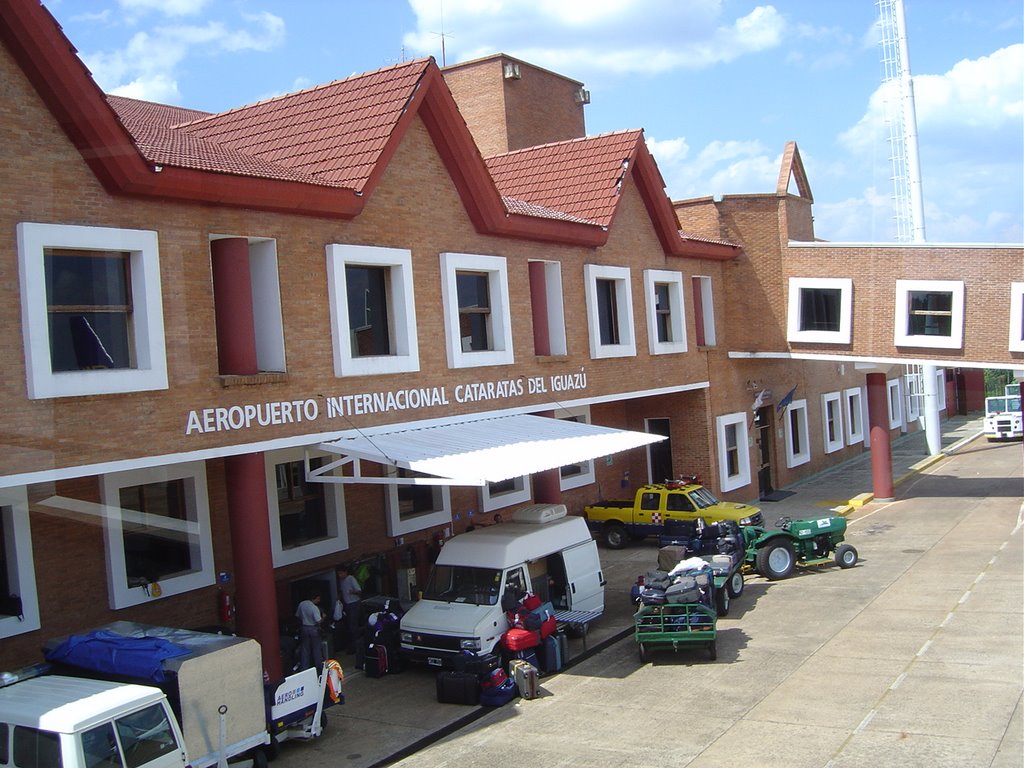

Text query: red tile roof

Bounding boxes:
[486,131,644,227]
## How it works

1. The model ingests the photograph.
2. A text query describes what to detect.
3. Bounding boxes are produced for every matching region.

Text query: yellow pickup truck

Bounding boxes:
[584,482,763,548]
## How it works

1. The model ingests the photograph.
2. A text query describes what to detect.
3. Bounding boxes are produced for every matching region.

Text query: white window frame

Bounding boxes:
[844,387,865,445]
[101,462,215,609]
[17,222,168,399]
[716,411,751,492]
[0,487,41,639]
[784,399,810,468]
[439,252,514,368]
[887,378,903,429]
[1010,283,1024,353]
[210,235,286,373]
[558,406,597,491]
[326,244,420,376]
[643,269,687,355]
[385,474,452,536]
[265,447,349,568]
[584,264,636,359]
[481,475,532,513]
[935,369,947,411]
[529,260,568,356]
[894,279,965,349]
[822,391,844,454]
[692,275,717,347]
[905,371,922,422]
[787,277,853,344]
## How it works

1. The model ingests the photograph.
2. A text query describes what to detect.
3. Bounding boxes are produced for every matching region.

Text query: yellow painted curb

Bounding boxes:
[849,492,874,508]
[830,504,855,517]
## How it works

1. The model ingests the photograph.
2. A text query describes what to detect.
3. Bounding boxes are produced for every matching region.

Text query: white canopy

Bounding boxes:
[311,413,664,486]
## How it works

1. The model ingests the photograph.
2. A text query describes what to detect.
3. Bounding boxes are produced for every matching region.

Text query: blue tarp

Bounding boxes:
[45,629,192,683]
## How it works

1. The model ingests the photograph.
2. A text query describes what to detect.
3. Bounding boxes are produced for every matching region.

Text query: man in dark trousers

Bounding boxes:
[295,589,324,671]
[337,564,363,654]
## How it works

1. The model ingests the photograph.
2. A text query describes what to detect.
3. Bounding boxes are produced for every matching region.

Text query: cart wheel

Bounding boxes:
[603,522,628,550]
[715,588,730,617]
[264,737,281,763]
[835,543,858,569]
[756,539,795,580]
[727,571,744,598]
[708,640,717,661]
[638,642,648,663]
[251,749,269,768]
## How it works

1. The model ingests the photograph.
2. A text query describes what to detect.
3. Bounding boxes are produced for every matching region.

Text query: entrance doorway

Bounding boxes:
[754,407,774,499]
[646,418,672,484]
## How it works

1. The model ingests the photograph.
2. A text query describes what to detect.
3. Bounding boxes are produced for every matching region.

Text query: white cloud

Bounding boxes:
[404,0,784,75]
[649,137,780,200]
[118,0,211,17]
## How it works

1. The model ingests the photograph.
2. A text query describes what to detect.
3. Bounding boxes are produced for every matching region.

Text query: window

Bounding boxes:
[440,253,513,368]
[557,407,596,490]
[935,368,947,411]
[101,463,215,609]
[894,279,964,349]
[0,487,40,640]
[643,270,687,355]
[691,276,716,347]
[17,222,167,399]
[386,470,452,536]
[265,448,348,568]
[844,387,865,445]
[787,278,852,344]
[822,392,843,453]
[12,726,61,768]
[481,475,531,513]
[887,378,903,429]
[1010,282,1024,353]
[327,244,419,376]
[528,261,567,356]
[784,399,810,468]
[716,412,751,492]
[905,370,923,422]
[584,265,635,358]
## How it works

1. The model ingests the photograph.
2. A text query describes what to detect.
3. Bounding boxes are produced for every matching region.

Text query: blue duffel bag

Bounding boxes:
[479,676,518,706]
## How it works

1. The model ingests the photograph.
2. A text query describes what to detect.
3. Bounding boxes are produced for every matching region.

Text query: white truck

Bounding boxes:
[0,622,340,768]
[984,392,1022,441]
[399,504,605,668]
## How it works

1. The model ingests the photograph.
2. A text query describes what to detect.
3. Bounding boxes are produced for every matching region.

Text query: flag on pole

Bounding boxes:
[777,386,797,415]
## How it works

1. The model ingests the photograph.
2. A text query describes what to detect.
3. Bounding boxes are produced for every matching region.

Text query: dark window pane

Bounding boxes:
[790,409,801,454]
[456,272,491,351]
[13,726,63,768]
[277,459,328,549]
[45,251,128,307]
[655,283,672,342]
[115,703,178,768]
[48,312,131,371]
[346,264,391,357]
[82,723,121,768]
[799,288,842,332]
[596,279,619,345]
[120,479,193,585]
[907,291,953,336]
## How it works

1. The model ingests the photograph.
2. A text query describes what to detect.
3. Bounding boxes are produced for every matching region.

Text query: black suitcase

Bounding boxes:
[364,643,388,678]
[436,671,480,705]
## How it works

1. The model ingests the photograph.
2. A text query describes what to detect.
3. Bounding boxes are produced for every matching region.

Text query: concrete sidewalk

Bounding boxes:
[281,413,989,768]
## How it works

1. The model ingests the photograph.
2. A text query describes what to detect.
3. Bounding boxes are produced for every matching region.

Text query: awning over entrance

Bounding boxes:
[311,413,665,486]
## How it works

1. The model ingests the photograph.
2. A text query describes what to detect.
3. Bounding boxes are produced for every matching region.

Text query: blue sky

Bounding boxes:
[48,0,1023,244]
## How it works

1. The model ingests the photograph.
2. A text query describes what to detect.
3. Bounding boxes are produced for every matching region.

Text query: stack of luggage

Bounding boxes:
[362,600,402,678]
[636,557,714,608]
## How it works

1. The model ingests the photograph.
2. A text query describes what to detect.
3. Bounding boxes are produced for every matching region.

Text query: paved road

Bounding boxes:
[277,436,1022,767]
[384,439,1023,767]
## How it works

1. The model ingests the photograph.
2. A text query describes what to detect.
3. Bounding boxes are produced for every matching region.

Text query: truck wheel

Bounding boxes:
[756,540,795,580]
[715,588,730,617]
[835,543,858,569]
[603,523,628,549]
[727,571,744,598]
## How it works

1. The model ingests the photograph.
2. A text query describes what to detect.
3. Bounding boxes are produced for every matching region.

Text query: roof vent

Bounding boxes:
[503,62,521,80]
[511,504,567,524]
[575,88,590,105]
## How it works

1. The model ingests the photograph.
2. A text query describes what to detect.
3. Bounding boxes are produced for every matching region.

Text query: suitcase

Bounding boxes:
[539,615,557,639]
[436,671,480,705]
[364,643,388,678]
[479,676,518,706]
[556,630,569,665]
[509,648,539,671]
[510,659,538,700]
[502,627,541,651]
[540,634,562,674]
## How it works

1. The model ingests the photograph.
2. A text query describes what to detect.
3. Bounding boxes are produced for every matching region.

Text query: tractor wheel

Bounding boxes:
[708,640,717,661]
[835,543,859,569]
[715,587,730,617]
[756,539,795,580]
[603,522,628,549]
[727,571,744,598]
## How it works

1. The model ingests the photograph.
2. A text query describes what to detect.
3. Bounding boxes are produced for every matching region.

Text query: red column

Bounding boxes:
[211,237,258,375]
[866,373,895,501]
[531,409,562,504]
[529,262,551,356]
[225,452,282,680]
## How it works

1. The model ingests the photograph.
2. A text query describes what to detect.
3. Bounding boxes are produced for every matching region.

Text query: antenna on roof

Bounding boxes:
[430,0,452,66]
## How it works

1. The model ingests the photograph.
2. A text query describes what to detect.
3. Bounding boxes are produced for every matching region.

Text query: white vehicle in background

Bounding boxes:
[983,390,1022,441]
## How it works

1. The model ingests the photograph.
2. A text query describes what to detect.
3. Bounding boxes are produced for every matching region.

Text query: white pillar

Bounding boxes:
[922,365,942,455]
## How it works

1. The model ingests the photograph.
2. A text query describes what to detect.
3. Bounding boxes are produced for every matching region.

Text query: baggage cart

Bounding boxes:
[634,602,717,663]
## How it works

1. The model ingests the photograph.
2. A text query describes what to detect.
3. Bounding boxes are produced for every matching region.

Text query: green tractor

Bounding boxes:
[742,515,858,580]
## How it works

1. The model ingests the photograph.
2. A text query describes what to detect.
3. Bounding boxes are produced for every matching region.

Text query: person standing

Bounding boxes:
[295,590,324,671]
[337,564,363,654]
